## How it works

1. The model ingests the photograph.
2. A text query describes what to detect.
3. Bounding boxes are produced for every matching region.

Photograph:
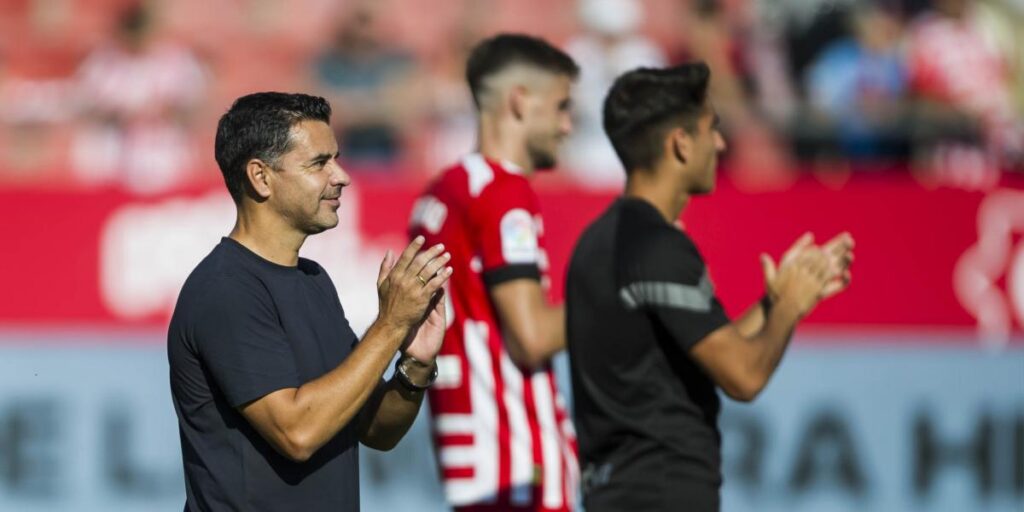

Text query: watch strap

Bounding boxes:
[394,355,437,391]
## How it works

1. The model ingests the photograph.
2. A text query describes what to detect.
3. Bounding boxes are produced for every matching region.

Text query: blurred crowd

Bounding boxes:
[0,0,1021,193]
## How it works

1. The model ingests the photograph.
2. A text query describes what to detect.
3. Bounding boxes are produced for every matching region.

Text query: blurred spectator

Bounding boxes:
[679,0,798,191]
[2,0,1020,191]
[974,0,1024,116]
[312,5,424,172]
[70,3,207,194]
[0,0,89,184]
[905,0,1024,178]
[563,0,668,187]
[803,3,910,160]
[421,3,488,173]
[770,0,860,86]
[421,35,476,174]
[0,55,75,182]
[675,0,757,125]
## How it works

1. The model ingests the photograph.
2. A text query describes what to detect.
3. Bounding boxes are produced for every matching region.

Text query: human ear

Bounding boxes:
[509,85,528,121]
[669,128,692,165]
[246,159,273,200]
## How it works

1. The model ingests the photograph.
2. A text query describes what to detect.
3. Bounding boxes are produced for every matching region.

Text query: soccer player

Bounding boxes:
[169,93,451,511]
[565,63,854,511]
[408,34,580,511]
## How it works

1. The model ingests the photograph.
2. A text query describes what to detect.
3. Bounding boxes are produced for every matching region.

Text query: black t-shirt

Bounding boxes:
[168,238,361,511]
[566,197,731,512]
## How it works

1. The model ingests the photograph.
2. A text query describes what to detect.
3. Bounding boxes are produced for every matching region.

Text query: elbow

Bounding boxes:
[506,343,549,371]
[284,450,314,463]
[361,435,399,452]
[277,429,319,463]
[505,329,560,370]
[719,374,768,403]
[722,385,760,403]
[279,446,314,463]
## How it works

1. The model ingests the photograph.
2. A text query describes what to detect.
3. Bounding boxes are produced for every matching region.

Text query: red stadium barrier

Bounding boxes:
[2,172,1022,343]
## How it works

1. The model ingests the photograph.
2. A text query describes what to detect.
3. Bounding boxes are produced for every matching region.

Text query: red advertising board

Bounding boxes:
[2,173,1021,343]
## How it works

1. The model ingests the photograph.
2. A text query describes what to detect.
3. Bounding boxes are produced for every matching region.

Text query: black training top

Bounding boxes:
[168,237,361,511]
[566,197,731,511]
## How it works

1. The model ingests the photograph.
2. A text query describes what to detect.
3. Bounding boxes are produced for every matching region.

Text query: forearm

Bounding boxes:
[745,298,803,384]
[243,236,453,460]
[734,296,768,338]
[285,320,409,453]
[535,303,566,360]
[359,377,427,451]
[490,279,565,369]
[506,304,565,369]
[701,235,845,402]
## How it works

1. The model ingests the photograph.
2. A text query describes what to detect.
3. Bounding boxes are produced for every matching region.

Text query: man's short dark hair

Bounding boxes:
[603,62,711,174]
[466,33,579,108]
[214,92,331,203]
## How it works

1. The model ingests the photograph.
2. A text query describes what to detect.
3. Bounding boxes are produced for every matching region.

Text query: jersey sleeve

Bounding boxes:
[192,275,301,408]
[472,176,543,287]
[618,229,730,352]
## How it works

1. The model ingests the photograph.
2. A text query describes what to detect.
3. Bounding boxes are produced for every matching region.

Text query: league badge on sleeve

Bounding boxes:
[500,208,539,264]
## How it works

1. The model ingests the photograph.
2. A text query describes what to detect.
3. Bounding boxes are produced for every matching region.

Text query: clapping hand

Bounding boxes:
[760,231,855,316]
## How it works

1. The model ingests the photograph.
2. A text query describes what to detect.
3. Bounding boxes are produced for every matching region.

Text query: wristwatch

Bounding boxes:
[394,355,438,391]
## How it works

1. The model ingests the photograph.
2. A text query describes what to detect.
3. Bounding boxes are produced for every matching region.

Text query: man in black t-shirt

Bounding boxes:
[566,63,855,511]
[168,92,454,511]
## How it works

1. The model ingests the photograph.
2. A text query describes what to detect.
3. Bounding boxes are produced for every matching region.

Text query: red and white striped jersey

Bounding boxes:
[409,154,578,511]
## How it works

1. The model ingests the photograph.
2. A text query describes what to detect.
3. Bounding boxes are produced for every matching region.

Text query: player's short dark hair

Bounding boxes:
[214,92,331,203]
[466,33,579,108]
[603,62,711,174]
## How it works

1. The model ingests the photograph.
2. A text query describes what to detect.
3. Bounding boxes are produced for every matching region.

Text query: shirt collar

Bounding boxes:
[472,153,525,175]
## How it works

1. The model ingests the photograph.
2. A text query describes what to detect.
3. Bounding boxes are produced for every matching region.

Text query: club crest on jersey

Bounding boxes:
[500,208,538,263]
